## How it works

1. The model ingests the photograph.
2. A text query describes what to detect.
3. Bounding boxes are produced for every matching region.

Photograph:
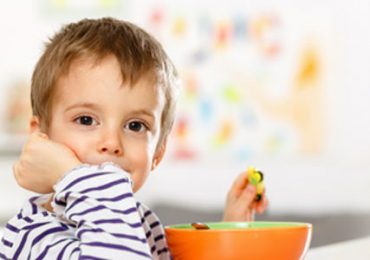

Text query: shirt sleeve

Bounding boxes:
[137,203,171,260]
[0,163,154,260]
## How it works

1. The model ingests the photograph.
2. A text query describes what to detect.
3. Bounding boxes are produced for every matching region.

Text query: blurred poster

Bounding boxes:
[0,80,31,153]
[136,2,335,162]
[0,1,337,161]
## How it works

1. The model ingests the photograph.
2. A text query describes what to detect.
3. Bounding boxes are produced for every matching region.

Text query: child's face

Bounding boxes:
[42,55,166,192]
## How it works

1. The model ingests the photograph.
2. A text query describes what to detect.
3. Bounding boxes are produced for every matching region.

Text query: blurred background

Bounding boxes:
[1,0,370,248]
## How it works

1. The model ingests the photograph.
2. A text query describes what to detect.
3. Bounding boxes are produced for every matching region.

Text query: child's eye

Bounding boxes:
[125,121,148,133]
[75,116,97,126]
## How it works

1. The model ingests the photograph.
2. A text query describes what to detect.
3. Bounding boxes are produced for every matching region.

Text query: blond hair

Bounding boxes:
[31,17,179,146]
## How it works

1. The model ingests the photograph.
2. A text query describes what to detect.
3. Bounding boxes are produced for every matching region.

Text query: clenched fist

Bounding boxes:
[13,132,81,194]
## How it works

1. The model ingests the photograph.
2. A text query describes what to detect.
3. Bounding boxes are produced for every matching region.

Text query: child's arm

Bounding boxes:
[3,164,160,259]
[4,134,168,259]
[51,164,153,259]
[223,171,268,221]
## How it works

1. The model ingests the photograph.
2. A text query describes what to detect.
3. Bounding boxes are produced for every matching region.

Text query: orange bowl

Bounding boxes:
[165,221,312,260]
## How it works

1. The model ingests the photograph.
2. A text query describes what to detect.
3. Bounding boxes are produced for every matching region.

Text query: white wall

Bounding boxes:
[2,154,370,219]
[1,0,370,221]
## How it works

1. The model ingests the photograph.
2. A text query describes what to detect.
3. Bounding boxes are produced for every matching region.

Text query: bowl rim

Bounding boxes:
[165,221,313,231]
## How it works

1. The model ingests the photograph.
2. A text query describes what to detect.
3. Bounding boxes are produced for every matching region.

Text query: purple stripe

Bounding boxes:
[6,223,20,233]
[70,247,80,256]
[97,192,132,202]
[76,227,146,243]
[54,197,67,207]
[77,220,86,229]
[69,205,106,219]
[35,238,68,260]
[13,229,32,260]
[0,252,7,259]
[29,196,39,202]
[23,222,49,230]
[93,218,142,228]
[157,247,169,255]
[64,191,73,204]
[57,240,75,260]
[80,178,128,194]
[29,196,40,214]
[65,195,89,214]
[61,171,114,192]
[66,222,77,228]
[143,210,152,218]
[23,217,33,223]
[56,177,128,207]
[154,234,165,242]
[140,209,153,224]
[31,226,69,247]
[112,233,147,243]
[82,242,151,258]
[14,224,68,259]
[60,222,69,229]
[80,256,105,260]
[145,230,152,239]
[69,204,138,219]
[54,191,73,207]
[149,221,160,229]
[65,192,132,215]
[1,238,13,247]
[112,207,137,215]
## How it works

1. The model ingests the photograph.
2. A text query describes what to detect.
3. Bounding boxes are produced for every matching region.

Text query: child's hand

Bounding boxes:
[13,132,81,193]
[223,171,268,222]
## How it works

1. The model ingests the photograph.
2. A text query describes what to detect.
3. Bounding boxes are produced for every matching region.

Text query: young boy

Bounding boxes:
[0,18,267,259]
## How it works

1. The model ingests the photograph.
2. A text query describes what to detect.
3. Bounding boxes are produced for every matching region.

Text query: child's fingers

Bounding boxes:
[256,200,268,213]
[255,192,269,213]
[229,172,249,196]
[240,184,257,206]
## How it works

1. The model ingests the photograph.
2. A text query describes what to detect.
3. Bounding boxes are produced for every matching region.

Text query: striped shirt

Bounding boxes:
[0,163,170,260]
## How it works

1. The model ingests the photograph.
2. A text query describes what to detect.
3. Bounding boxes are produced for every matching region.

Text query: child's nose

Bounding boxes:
[100,146,122,155]
[98,131,123,156]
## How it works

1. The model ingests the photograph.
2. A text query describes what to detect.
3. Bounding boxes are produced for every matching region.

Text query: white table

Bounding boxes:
[306,236,370,259]
[0,226,368,259]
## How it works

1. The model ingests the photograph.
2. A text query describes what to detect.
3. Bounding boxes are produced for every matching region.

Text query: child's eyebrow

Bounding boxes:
[64,102,100,112]
[64,103,156,120]
[127,109,156,120]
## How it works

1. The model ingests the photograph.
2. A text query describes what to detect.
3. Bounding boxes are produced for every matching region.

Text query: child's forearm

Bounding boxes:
[53,163,152,258]
[2,164,155,260]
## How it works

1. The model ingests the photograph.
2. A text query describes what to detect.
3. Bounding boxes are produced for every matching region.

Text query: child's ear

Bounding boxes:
[29,116,41,133]
[151,138,167,171]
